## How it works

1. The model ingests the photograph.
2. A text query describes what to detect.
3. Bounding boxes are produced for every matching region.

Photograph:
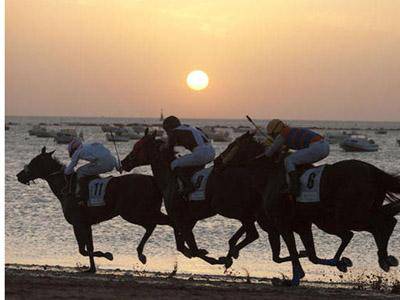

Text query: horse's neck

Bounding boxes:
[46,174,68,205]
[150,160,171,193]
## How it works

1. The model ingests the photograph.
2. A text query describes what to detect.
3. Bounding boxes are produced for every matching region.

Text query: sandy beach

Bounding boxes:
[5,264,400,299]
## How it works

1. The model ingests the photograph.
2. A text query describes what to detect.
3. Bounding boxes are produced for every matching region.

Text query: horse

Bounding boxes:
[16,147,172,273]
[121,129,305,268]
[218,133,400,285]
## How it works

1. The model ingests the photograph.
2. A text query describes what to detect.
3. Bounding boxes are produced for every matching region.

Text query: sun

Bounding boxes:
[186,70,209,91]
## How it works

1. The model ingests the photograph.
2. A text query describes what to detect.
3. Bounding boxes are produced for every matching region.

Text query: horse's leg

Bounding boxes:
[298,225,340,268]
[73,224,96,273]
[227,222,259,259]
[369,214,398,271]
[178,222,222,265]
[173,228,192,258]
[218,224,255,268]
[136,224,156,264]
[227,225,246,258]
[281,230,305,286]
[72,225,113,261]
[257,217,306,263]
[331,230,354,272]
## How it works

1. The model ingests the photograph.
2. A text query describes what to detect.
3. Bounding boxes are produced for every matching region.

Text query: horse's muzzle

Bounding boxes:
[16,170,31,185]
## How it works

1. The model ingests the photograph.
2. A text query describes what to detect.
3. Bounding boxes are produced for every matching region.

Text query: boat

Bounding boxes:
[202,126,233,142]
[101,124,121,133]
[233,126,252,133]
[54,129,78,144]
[106,132,130,142]
[375,129,387,134]
[28,125,55,137]
[340,135,379,152]
[325,131,353,144]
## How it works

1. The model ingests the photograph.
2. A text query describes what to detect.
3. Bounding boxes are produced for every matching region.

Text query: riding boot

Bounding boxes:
[288,171,301,197]
[76,177,87,207]
[174,168,195,198]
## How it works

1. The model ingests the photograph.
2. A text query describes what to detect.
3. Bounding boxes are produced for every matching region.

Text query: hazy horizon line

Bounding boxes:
[5,114,400,124]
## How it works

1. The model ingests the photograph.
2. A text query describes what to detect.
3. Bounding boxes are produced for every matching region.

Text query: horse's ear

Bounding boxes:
[144,128,149,136]
[41,146,46,154]
[48,150,56,156]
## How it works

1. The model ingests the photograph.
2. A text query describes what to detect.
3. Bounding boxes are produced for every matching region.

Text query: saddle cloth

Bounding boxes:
[188,167,213,201]
[87,177,112,207]
[295,165,326,203]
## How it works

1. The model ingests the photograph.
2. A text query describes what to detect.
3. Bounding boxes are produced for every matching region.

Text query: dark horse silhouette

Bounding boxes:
[121,130,306,267]
[17,147,172,273]
[219,133,400,285]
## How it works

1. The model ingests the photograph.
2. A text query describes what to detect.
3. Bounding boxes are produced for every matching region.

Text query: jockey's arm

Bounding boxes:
[64,148,82,175]
[264,134,285,157]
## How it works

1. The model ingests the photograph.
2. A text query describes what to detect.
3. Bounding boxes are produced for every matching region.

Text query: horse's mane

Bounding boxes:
[50,156,65,169]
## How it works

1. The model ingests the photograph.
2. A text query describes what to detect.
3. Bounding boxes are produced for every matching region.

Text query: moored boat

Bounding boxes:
[54,129,79,144]
[106,132,130,142]
[28,125,55,137]
[340,135,379,152]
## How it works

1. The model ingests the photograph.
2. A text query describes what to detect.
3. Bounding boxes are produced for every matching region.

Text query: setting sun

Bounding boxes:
[186,70,209,91]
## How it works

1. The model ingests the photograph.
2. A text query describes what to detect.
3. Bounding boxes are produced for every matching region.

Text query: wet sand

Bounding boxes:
[5,264,400,299]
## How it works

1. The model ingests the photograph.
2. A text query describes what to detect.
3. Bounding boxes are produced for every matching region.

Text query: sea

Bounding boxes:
[5,116,400,283]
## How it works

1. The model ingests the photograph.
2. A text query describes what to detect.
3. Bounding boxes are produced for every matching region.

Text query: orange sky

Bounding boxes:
[5,1,400,121]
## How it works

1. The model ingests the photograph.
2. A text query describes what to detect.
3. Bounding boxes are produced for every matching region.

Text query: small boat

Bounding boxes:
[54,129,78,144]
[124,128,143,140]
[233,126,252,133]
[325,131,352,144]
[340,135,379,152]
[28,125,55,137]
[375,129,387,134]
[106,132,130,142]
[202,127,233,142]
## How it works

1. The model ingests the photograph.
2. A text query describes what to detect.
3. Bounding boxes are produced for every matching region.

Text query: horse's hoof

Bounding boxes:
[196,249,208,256]
[104,252,114,261]
[139,254,147,265]
[181,248,193,258]
[336,260,348,273]
[219,256,233,269]
[341,257,352,267]
[229,249,239,259]
[379,258,390,272]
[387,256,399,267]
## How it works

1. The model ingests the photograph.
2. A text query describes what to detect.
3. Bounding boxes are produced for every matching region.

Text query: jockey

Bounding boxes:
[163,116,215,195]
[263,119,329,196]
[64,138,118,201]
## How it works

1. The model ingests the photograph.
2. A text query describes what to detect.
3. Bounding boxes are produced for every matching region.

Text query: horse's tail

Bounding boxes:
[376,168,400,204]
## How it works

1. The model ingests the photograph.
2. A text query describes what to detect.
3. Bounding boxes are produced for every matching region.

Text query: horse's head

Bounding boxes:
[214,131,264,170]
[121,128,174,172]
[17,147,59,185]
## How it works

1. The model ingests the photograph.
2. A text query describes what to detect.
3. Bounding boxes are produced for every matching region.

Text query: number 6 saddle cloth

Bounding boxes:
[87,177,113,207]
[293,165,326,203]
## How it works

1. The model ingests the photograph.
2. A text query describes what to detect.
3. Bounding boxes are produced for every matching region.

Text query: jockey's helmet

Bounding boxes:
[68,138,82,157]
[266,119,286,137]
[163,116,181,132]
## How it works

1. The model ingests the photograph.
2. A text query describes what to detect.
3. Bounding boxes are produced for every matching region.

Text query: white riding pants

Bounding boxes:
[285,140,330,173]
[171,144,215,170]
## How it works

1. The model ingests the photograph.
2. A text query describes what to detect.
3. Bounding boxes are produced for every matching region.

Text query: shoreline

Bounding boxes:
[5,264,400,299]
